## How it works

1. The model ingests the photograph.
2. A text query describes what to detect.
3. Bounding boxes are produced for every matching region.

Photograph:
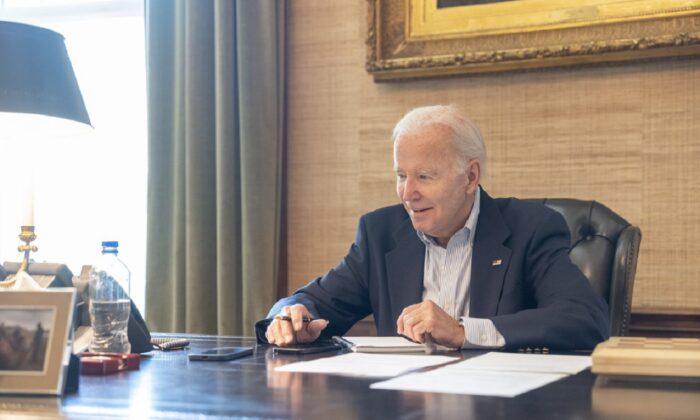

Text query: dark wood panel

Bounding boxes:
[629,312,700,338]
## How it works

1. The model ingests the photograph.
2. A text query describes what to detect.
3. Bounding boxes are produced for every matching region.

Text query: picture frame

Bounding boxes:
[366,0,700,80]
[0,288,76,395]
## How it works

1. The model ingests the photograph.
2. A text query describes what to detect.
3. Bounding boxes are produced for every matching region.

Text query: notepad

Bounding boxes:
[333,336,427,353]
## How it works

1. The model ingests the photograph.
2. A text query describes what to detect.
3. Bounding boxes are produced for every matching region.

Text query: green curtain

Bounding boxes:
[145,0,285,335]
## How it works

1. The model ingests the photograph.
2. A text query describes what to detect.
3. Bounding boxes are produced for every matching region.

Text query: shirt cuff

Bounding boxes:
[459,317,506,349]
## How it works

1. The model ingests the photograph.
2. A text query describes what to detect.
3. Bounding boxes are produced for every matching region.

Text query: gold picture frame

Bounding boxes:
[0,289,76,395]
[366,0,700,80]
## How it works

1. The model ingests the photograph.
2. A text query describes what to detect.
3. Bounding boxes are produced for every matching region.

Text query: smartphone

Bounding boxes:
[273,340,342,355]
[188,346,255,361]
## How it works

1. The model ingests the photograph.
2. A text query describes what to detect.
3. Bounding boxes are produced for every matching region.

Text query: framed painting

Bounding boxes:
[366,0,700,80]
[0,288,75,395]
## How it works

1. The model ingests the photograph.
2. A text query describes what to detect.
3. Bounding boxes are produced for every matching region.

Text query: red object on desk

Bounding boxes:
[79,352,140,375]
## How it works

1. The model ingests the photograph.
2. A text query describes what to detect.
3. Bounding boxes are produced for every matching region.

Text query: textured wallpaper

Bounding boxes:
[286,1,700,313]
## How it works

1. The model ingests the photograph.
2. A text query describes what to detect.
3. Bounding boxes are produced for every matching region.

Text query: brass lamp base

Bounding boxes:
[17,225,38,273]
[0,226,38,288]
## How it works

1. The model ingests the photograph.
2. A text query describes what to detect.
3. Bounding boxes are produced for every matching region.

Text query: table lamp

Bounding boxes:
[0,21,91,279]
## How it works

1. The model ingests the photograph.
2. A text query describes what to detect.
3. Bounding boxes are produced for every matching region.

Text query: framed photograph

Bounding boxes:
[366,0,700,80]
[0,288,75,395]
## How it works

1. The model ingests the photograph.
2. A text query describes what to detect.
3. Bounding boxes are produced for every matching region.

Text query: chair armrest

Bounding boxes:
[610,225,642,336]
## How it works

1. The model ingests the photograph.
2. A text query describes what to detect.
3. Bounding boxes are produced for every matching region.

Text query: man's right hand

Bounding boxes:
[265,304,329,347]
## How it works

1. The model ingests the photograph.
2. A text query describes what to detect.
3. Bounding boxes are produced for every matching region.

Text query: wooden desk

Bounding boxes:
[4,334,699,418]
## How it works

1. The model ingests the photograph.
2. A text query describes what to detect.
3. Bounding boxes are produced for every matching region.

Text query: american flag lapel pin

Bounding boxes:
[492,259,502,267]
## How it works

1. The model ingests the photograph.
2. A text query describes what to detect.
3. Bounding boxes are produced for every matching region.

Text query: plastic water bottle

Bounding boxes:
[89,241,131,353]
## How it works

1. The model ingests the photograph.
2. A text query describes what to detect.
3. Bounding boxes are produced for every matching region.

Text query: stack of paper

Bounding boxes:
[370,352,592,397]
[274,352,458,378]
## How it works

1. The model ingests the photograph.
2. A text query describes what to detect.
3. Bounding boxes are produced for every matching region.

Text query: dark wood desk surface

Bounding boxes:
[4,334,699,419]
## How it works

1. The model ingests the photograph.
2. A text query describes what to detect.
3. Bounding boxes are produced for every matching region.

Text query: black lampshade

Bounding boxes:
[0,21,90,126]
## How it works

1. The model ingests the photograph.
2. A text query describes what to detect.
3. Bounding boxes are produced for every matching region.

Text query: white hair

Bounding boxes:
[392,105,487,176]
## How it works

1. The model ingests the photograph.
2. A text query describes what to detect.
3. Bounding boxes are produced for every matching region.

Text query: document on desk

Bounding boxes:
[456,352,592,375]
[371,368,566,397]
[370,352,592,397]
[274,352,458,378]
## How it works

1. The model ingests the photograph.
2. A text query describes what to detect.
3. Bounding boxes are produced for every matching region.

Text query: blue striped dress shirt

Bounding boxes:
[418,187,506,349]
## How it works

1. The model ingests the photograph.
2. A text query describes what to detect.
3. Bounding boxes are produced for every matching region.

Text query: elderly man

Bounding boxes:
[257,105,609,350]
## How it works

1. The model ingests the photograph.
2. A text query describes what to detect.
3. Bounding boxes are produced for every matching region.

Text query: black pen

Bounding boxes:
[399,333,421,344]
[274,315,314,323]
[332,336,353,349]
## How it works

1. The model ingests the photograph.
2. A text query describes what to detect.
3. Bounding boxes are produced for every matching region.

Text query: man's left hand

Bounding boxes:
[397,300,464,348]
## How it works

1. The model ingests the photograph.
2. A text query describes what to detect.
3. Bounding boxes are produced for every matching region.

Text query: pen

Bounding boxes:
[399,333,421,344]
[274,315,314,323]
[332,336,353,349]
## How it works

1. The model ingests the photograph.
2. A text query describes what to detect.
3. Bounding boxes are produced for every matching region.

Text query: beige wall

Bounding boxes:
[287,1,700,314]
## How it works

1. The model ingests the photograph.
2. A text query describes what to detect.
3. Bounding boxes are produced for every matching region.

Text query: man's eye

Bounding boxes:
[418,174,431,180]
[397,174,406,180]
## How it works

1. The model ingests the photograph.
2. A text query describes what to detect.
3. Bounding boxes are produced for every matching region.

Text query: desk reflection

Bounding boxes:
[0,396,62,417]
[411,392,477,418]
[266,349,328,417]
[592,377,700,420]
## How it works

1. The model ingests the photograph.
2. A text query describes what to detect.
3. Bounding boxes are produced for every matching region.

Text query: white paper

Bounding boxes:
[370,352,591,397]
[275,352,458,377]
[454,352,592,375]
[371,368,566,398]
[1,271,42,290]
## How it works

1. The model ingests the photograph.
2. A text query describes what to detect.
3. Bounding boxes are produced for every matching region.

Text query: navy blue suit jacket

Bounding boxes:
[259,189,609,350]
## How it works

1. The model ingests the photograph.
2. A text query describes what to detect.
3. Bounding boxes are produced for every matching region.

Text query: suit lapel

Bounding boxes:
[386,217,425,326]
[470,190,512,318]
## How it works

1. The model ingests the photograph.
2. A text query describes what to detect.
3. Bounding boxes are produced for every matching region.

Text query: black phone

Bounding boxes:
[273,340,342,355]
[188,346,255,361]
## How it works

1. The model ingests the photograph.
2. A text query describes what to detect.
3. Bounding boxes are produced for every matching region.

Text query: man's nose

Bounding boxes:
[402,178,419,202]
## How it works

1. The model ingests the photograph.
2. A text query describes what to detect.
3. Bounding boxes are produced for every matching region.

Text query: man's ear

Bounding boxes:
[466,159,481,193]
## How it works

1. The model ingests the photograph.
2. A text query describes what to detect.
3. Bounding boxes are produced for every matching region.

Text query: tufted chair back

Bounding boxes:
[525,198,641,336]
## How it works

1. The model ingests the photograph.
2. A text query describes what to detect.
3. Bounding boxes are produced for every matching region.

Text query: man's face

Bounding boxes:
[394,124,479,247]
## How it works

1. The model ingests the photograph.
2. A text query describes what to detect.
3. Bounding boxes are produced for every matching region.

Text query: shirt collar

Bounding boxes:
[417,186,481,247]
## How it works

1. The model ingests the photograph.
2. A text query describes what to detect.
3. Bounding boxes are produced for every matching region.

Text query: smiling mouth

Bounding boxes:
[411,208,431,214]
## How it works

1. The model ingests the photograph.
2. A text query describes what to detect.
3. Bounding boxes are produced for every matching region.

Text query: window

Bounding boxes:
[0,0,148,314]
